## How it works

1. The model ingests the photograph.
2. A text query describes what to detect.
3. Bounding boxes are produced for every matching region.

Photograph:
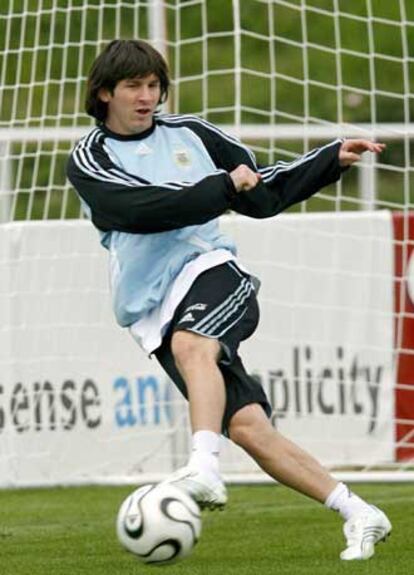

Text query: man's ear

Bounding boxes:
[98,88,111,103]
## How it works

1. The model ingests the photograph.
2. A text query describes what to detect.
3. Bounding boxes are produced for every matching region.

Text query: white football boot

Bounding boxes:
[340,505,392,560]
[162,466,228,510]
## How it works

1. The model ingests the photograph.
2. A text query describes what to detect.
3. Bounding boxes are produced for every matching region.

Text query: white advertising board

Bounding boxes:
[0,212,395,486]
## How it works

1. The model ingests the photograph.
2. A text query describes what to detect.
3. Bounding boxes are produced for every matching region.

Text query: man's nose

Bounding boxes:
[138,86,151,100]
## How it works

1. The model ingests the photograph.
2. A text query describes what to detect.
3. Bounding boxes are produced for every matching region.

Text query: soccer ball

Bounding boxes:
[116,483,202,564]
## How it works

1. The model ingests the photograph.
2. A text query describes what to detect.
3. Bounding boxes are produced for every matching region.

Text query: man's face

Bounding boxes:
[99,73,161,135]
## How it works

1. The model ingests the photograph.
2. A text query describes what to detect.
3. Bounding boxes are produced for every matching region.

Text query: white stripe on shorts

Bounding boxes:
[203,283,253,336]
[192,276,253,336]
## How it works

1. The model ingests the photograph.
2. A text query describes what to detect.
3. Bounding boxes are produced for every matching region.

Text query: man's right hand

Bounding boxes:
[230,164,262,192]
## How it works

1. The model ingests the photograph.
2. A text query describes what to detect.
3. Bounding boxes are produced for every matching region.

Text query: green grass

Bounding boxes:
[0,483,412,575]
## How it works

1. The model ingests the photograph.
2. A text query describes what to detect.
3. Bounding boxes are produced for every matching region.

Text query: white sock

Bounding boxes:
[188,430,221,477]
[325,482,372,521]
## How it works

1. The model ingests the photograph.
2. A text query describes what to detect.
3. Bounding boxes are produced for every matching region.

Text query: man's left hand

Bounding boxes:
[339,139,386,167]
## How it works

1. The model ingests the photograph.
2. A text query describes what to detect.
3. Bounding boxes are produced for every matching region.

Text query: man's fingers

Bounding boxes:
[370,142,386,154]
[343,139,386,154]
[339,139,386,167]
[342,152,361,165]
[356,141,385,153]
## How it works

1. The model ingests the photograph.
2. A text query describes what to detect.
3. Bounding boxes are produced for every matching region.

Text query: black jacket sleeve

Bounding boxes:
[233,140,344,218]
[184,118,344,218]
[66,131,236,233]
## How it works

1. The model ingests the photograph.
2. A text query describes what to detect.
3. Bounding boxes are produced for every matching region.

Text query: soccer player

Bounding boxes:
[67,39,391,561]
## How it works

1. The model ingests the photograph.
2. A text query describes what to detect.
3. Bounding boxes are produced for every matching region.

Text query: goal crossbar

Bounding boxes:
[1,123,413,143]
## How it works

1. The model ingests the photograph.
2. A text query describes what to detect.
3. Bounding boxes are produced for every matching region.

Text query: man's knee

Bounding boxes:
[171,330,221,370]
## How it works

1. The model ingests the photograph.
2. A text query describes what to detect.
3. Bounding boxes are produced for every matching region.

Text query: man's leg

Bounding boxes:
[158,329,228,509]
[228,403,337,501]
[228,403,392,560]
[155,261,261,509]
[170,330,225,434]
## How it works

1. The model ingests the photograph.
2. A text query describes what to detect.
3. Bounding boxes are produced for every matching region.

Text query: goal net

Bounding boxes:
[1,0,414,487]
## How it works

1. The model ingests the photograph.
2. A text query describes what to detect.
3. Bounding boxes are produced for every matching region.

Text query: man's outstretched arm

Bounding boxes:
[228,138,385,218]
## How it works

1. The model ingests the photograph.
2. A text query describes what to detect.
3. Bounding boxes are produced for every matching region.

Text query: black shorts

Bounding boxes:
[154,261,272,434]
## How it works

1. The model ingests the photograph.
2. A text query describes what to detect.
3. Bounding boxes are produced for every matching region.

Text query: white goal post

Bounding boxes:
[1,0,414,487]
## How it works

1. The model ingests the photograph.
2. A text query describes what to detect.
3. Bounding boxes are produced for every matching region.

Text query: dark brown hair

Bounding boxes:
[85,39,170,121]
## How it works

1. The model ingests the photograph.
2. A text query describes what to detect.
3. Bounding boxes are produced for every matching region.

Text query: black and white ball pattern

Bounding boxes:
[116,483,202,564]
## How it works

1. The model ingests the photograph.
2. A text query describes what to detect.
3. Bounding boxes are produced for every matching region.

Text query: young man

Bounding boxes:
[67,39,391,561]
